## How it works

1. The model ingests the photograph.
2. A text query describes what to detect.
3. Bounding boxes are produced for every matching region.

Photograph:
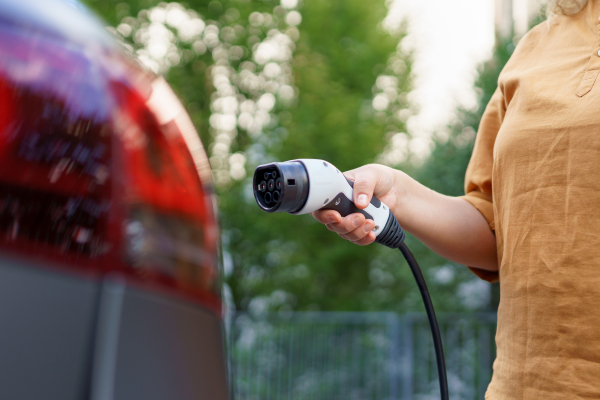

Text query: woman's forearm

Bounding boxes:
[392,170,498,271]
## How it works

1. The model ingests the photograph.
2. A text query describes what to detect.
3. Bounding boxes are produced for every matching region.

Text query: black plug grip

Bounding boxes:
[375,212,405,249]
[323,193,373,220]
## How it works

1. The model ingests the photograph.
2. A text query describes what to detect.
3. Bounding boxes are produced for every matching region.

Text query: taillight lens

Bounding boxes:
[0,25,113,266]
[113,77,220,306]
[0,8,220,312]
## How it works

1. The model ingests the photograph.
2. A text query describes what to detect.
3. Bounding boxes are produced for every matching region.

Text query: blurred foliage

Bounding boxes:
[83,0,518,314]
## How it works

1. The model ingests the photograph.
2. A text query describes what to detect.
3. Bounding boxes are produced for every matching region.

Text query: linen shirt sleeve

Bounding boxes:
[460,87,505,282]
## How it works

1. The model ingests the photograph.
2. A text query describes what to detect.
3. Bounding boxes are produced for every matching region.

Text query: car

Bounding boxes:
[0,0,229,399]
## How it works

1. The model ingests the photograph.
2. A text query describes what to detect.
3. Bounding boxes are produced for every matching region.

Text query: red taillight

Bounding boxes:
[0,20,220,313]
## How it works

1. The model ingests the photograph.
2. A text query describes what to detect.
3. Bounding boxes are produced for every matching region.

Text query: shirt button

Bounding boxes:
[597,50,600,57]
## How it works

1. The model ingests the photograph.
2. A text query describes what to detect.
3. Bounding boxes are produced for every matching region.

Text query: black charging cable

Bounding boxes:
[375,208,449,399]
[398,242,449,400]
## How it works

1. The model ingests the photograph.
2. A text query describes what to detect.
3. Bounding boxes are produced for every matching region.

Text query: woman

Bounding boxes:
[312,0,600,398]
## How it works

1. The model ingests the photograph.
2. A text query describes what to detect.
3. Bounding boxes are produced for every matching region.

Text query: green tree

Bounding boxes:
[83,0,415,312]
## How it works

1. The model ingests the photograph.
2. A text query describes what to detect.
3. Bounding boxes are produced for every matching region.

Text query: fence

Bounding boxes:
[226,312,497,400]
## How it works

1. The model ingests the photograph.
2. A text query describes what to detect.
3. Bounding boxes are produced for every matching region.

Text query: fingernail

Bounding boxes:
[357,194,368,206]
[353,216,362,226]
[363,224,373,233]
[328,216,337,223]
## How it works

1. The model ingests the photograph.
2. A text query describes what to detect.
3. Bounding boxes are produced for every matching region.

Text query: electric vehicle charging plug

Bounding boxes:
[254,159,405,248]
[253,159,449,400]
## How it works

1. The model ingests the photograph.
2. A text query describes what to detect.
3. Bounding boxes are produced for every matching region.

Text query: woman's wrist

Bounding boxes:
[390,168,420,228]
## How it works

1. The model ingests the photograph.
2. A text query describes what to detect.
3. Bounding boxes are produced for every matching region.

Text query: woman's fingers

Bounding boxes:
[315,210,376,241]
[344,164,392,209]
[351,232,376,246]
[326,213,365,234]
[335,216,375,241]
[311,209,341,224]
[313,210,366,234]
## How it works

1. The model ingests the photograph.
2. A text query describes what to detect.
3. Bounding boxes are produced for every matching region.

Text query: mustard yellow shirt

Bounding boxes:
[463,2,600,399]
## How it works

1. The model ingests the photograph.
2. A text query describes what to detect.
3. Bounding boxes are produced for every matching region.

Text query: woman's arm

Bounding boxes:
[311,164,498,272]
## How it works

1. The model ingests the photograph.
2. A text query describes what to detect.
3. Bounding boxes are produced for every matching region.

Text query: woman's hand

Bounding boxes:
[310,164,404,246]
